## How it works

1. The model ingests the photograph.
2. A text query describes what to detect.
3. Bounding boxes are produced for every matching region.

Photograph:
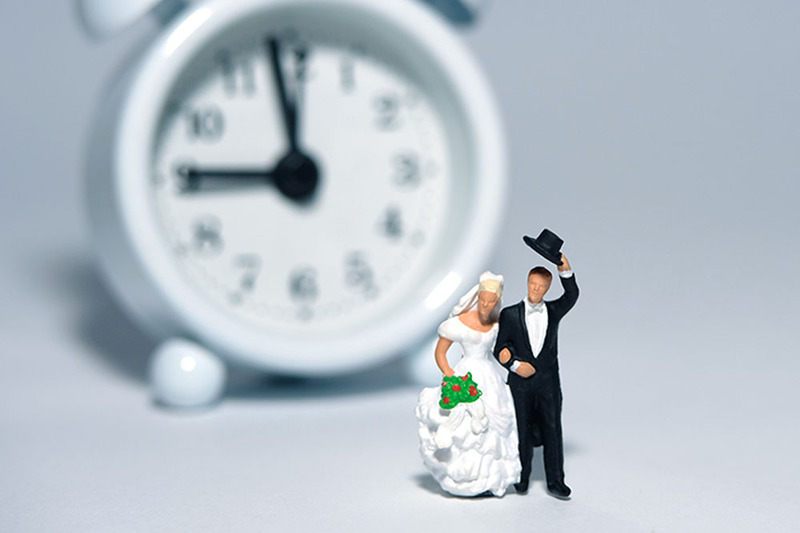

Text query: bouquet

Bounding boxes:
[439,372,482,409]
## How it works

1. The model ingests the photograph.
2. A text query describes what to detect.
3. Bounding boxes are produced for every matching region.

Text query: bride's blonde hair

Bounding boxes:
[450,271,504,322]
[478,278,502,298]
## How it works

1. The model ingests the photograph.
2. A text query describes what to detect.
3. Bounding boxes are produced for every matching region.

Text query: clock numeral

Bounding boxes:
[228,254,261,306]
[289,267,318,302]
[340,53,356,93]
[345,252,378,298]
[392,153,420,188]
[217,50,256,96]
[235,254,262,292]
[192,216,224,257]
[374,94,400,130]
[292,44,310,83]
[340,57,354,93]
[173,160,198,192]
[340,45,365,94]
[273,30,312,84]
[378,206,403,241]
[185,107,225,141]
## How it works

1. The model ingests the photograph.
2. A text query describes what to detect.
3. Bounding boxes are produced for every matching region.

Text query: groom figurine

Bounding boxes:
[493,229,579,499]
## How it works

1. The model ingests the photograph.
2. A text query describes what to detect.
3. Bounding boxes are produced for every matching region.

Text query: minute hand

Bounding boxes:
[263,36,320,203]
[267,37,298,150]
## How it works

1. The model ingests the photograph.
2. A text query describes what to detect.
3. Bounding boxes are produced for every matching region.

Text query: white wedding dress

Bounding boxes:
[415,316,521,496]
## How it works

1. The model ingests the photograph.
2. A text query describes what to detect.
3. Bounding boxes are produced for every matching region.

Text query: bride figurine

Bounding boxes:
[415,271,521,497]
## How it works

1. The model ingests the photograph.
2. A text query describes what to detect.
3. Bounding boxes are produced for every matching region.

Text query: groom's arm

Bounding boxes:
[551,254,579,317]
[494,309,536,378]
[493,309,515,370]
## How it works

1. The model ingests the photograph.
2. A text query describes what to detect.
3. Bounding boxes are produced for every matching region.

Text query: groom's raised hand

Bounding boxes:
[558,253,571,272]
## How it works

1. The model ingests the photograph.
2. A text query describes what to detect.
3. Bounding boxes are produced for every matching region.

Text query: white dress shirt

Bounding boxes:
[510,270,573,374]
[524,298,548,357]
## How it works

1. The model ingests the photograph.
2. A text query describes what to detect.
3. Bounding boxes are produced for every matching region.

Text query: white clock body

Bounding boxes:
[85,0,506,405]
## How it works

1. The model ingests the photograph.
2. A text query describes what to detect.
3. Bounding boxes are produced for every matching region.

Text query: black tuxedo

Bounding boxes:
[493,274,579,486]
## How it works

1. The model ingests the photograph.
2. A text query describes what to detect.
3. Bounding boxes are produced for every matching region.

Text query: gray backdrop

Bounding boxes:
[2,1,799,531]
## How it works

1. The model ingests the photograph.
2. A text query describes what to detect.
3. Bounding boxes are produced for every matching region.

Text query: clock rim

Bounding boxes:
[105,0,508,375]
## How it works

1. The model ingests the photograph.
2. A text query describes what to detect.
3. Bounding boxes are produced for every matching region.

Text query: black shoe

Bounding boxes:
[547,481,571,500]
[514,480,529,494]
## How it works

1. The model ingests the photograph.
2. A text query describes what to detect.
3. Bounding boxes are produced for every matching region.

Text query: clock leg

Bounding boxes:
[405,334,461,386]
[148,338,227,408]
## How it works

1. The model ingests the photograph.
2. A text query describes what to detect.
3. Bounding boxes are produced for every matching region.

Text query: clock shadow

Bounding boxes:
[49,255,156,383]
[224,357,411,401]
[51,255,413,398]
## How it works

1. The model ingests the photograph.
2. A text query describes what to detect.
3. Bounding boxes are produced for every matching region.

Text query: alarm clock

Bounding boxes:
[80,0,507,407]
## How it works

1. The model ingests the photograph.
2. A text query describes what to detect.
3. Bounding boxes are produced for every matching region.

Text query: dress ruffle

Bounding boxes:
[416,318,521,497]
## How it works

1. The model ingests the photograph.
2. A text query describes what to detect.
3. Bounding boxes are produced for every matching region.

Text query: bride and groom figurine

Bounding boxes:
[416,229,579,499]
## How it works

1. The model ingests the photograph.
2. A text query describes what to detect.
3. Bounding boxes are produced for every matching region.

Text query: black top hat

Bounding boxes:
[523,229,564,266]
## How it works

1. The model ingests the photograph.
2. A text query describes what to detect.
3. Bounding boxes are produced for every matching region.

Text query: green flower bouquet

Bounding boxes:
[439,372,482,410]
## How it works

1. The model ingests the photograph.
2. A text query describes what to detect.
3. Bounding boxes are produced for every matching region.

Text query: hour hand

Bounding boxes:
[177,166,274,193]
[177,160,318,203]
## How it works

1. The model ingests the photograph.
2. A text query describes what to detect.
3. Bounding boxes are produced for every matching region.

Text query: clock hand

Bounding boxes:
[177,166,275,193]
[267,37,299,151]
[177,160,318,203]
[183,39,321,200]
[265,36,320,203]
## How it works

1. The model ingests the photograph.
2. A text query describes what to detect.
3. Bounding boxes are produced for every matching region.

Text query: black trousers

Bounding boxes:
[511,382,565,485]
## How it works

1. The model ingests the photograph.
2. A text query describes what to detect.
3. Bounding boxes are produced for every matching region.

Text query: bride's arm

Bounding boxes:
[493,309,514,368]
[434,337,456,377]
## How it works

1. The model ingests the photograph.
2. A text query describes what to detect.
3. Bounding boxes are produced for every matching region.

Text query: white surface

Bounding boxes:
[2,0,800,531]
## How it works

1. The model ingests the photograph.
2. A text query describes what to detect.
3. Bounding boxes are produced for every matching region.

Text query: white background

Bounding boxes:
[2,1,799,531]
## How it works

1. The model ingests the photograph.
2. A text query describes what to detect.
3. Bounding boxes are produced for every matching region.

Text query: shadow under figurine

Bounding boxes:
[494,228,579,499]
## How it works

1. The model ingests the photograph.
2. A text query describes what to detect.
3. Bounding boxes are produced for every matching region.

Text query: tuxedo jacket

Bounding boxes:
[493,274,579,392]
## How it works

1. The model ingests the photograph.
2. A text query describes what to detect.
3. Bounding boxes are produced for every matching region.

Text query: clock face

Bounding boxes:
[150,12,463,338]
